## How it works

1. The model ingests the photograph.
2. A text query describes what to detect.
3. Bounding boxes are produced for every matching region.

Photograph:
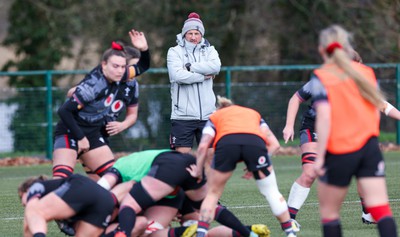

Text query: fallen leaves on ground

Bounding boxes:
[1,143,399,167]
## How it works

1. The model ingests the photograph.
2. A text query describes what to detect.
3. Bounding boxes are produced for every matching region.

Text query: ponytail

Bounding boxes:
[328,44,385,108]
[216,95,234,109]
[319,25,386,108]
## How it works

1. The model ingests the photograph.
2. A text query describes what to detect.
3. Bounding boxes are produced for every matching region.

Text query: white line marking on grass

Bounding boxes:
[2,217,22,220]
[2,199,400,221]
[228,198,400,209]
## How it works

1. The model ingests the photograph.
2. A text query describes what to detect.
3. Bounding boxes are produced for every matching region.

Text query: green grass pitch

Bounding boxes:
[1,152,400,236]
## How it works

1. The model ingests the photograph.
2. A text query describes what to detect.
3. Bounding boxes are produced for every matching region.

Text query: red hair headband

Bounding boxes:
[111,41,123,51]
[326,42,343,55]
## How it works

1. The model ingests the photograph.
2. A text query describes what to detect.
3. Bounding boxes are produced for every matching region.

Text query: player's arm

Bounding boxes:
[282,93,302,143]
[57,96,89,153]
[126,49,150,80]
[106,105,138,136]
[120,105,138,129]
[381,101,400,120]
[125,30,150,81]
[309,76,329,176]
[261,121,280,156]
[23,217,32,237]
[314,101,330,176]
[187,120,215,180]
[196,133,214,172]
[66,86,77,98]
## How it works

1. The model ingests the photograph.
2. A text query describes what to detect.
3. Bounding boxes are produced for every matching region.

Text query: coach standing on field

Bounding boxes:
[167,12,221,154]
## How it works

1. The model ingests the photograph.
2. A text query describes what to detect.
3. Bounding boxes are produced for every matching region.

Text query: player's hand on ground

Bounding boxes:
[241,168,253,180]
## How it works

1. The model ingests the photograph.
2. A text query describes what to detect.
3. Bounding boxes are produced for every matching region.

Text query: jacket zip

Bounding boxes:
[192,45,203,120]
[175,86,180,110]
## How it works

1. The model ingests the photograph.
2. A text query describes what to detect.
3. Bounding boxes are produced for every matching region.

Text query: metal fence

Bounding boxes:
[0,64,399,159]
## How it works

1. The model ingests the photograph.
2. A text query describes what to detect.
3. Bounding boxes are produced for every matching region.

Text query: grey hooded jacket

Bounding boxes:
[167,34,221,120]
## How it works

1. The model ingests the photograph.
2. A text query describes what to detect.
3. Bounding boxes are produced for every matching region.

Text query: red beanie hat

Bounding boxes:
[181,12,205,36]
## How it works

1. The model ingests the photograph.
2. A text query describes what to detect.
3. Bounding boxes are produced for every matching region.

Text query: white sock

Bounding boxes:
[288,182,310,210]
[256,171,288,216]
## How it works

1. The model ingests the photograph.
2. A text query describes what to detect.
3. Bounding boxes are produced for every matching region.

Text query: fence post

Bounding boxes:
[46,71,53,159]
[225,67,231,98]
[397,64,400,145]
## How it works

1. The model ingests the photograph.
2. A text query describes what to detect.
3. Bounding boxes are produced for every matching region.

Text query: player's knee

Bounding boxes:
[264,189,287,216]
[81,162,96,175]
[52,165,74,178]
[299,170,316,187]
[252,167,271,180]
[366,204,393,222]
[256,172,288,216]
[94,160,115,177]
[214,204,226,220]
[132,217,150,235]
[301,152,316,165]
[25,203,47,220]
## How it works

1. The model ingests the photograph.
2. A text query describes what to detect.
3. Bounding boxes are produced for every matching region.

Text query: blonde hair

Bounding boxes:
[319,25,385,107]
[351,49,363,63]
[216,95,234,109]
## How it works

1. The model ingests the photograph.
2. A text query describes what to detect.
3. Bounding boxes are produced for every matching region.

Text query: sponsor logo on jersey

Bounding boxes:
[104,94,115,107]
[102,215,112,227]
[70,139,76,148]
[256,155,269,168]
[258,156,266,164]
[111,100,123,112]
[375,161,385,176]
[124,87,131,96]
[28,183,45,200]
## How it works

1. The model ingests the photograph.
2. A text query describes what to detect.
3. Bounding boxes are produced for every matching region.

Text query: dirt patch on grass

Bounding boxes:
[1,143,400,167]
[0,156,51,166]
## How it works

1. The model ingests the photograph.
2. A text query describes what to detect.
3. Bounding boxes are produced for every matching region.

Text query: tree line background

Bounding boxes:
[2,0,399,87]
[0,0,399,153]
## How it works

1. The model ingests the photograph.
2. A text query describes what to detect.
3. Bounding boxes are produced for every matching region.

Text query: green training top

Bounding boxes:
[113,149,171,182]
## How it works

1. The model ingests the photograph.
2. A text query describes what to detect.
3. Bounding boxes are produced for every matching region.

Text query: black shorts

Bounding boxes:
[53,174,115,228]
[213,134,271,172]
[54,124,109,152]
[170,120,207,149]
[299,128,317,145]
[147,151,206,191]
[319,137,385,187]
[154,188,185,209]
[178,195,197,216]
[300,110,315,131]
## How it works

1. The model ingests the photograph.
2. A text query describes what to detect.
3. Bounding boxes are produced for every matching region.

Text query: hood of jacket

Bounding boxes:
[175,33,210,49]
